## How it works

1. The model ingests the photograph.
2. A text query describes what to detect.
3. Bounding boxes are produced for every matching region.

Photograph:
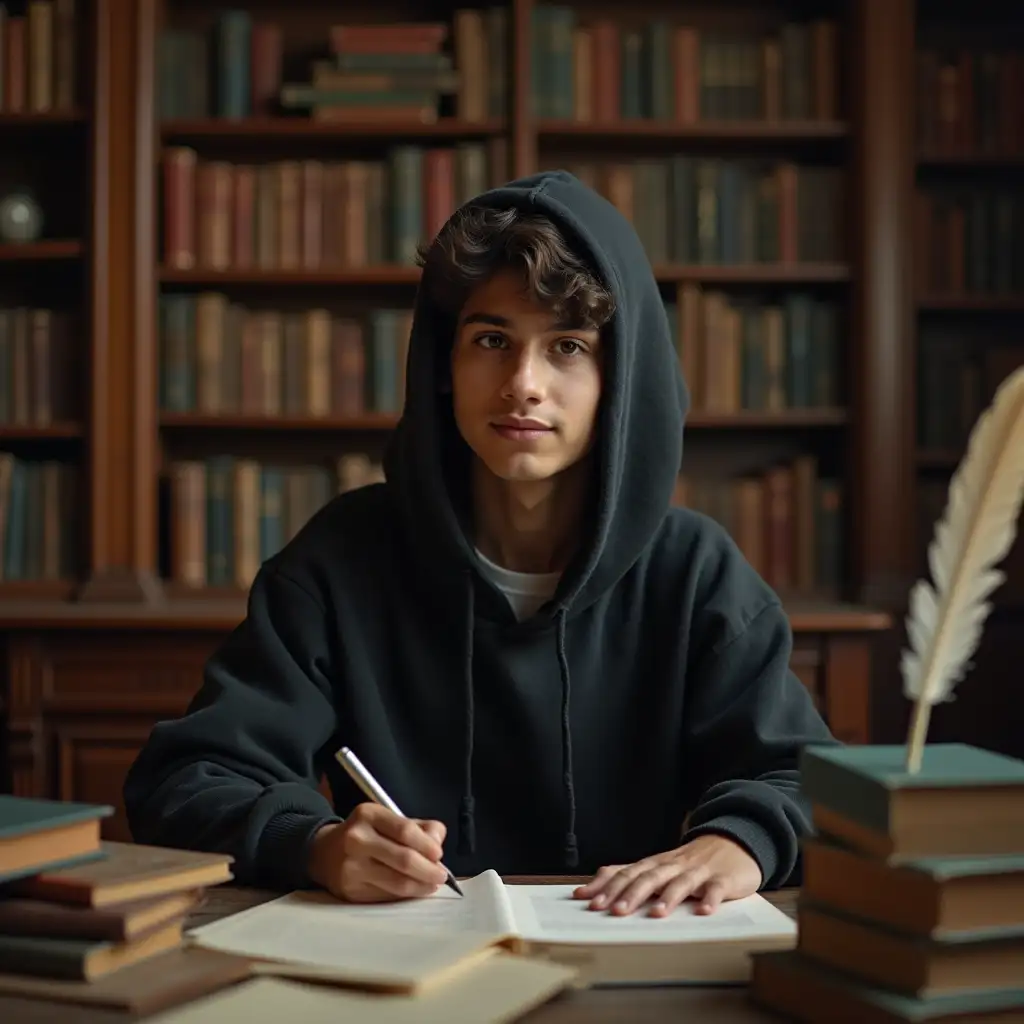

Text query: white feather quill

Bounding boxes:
[903,364,1024,772]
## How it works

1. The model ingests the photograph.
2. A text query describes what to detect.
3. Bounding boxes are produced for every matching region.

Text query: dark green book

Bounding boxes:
[800,743,1024,861]
[751,948,1024,1022]
[0,795,111,884]
[802,833,1024,938]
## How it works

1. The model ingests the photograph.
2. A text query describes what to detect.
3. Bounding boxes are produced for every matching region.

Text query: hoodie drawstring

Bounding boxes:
[458,574,476,856]
[458,576,579,869]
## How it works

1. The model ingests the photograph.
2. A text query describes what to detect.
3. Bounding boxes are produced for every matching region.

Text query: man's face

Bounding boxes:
[450,269,603,483]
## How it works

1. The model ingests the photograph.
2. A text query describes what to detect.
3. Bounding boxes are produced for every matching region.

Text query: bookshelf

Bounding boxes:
[0,0,88,601]
[4,0,948,833]
[908,0,1024,757]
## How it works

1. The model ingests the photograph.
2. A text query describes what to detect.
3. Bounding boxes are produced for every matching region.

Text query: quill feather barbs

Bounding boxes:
[903,365,1024,771]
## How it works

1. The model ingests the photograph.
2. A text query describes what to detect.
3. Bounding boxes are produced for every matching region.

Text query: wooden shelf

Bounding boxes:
[0,422,83,439]
[160,413,399,431]
[918,295,1024,311]
[687,409,847,428]
[538,119,849,141]
[0,580,77,601]
[160,263,849,286]
[161,117,505,140]
[917,447,961,469]
[159,266,421,285]
[0,111,87,127]
[0,593,886,633]
[0,240,83,261]
[655,263,849,283]
[918,151,1024,168]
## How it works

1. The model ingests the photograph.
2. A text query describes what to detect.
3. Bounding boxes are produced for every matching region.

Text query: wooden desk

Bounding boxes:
[0,881,798,1023]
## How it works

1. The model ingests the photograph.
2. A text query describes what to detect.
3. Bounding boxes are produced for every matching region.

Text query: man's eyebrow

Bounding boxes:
[459,312,509,328]
[458,311,599,334]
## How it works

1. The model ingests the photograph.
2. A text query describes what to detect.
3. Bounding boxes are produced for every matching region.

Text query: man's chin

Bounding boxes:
[482,454,561,483]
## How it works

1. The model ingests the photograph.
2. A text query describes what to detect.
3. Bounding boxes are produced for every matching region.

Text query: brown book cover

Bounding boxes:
[4,17,26,113]
[300,160,324,269]
[9,841,233,908]
[0,889,201,943]
[250,22,281,116]
[0,946,251,1013]
[590,20,619,121]
[163,148,197,270]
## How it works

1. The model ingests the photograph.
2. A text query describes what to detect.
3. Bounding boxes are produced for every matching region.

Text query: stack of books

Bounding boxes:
[750,743,1024,1022]
[0,795,246,1014]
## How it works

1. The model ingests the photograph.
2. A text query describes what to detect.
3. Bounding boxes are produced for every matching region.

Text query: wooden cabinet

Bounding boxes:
[0,604,889,842]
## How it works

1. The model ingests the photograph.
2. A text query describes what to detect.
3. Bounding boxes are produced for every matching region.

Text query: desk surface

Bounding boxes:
[0,880,798,1023]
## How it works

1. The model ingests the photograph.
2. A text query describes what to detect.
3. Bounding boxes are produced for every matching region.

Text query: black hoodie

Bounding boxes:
[123,171,836,891]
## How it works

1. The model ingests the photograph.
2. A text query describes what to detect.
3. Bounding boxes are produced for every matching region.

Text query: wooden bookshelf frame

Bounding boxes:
[1,0,914,626]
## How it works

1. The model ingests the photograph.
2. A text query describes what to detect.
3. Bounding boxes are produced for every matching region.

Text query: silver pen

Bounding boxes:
[334,746,464,897]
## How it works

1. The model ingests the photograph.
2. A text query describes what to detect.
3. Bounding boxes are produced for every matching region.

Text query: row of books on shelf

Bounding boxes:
[914,189,1024,297]
[916,47,1024,157]
[0,0,76,115]
[672,457,841,597]
[157,289,841,420]
[166,452,839,597]
[157,11,504,123]
[531,9,838,123]
[160,297,410,418]
[670,287,840,413]
[162,151,842,274]
[167,453,383,588]
[0,795,239,1007]
[0,454,76,582]
[0,306,78,425]
[162,143,503,273]
[917,338,1021,451]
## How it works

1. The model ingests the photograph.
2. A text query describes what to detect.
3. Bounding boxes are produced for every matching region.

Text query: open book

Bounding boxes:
[188,870,796,986]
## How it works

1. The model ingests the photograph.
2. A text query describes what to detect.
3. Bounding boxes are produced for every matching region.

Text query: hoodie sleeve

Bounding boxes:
[679,598,837,890]
[122,566,342,890]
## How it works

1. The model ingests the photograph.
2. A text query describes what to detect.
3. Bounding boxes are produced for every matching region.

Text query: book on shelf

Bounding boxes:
[162,143,504,273]
[157,10,505,123]
[160,298,411,419]
[916,46,1024,158]
[166,454,384,590]
[529,9,839,123]
[0,0,78,115]
[914,186,1024,298]
[673,456,842,599]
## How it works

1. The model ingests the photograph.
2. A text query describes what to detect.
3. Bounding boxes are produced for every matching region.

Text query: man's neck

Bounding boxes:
[472,460,591,575]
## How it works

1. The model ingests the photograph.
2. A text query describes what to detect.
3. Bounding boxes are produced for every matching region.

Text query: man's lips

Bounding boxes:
[491,418,554,441]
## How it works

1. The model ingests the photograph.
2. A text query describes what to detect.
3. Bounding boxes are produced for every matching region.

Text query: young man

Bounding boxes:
[124,171,836,918]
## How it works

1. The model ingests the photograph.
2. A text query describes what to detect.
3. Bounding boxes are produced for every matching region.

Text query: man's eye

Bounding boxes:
[557,339,584,355]
[477,333,506,349]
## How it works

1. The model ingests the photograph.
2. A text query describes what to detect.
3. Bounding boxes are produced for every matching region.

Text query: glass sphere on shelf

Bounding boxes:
[0,189,44,243]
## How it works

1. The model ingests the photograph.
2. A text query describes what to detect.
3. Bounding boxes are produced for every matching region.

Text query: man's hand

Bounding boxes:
[572,835,763,917]
[306,803,449,903]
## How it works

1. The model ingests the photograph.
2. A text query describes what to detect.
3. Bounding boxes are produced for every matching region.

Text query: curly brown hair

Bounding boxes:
[416,205,616,330]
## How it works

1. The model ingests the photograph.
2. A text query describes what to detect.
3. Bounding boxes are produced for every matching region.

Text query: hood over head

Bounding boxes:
[383,170,690,866]
[386,170,689,617]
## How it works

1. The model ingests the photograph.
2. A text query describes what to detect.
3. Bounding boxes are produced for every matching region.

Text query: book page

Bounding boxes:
[186,870,516,987]
[504,884,798,945]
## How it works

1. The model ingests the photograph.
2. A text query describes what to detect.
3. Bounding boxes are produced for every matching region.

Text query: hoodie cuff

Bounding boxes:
[682,815,778,890]
[257,810,343,890]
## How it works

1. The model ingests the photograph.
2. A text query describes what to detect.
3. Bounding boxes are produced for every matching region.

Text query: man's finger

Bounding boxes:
[648,868,707,916]
[365,832,449,886]
[413,818,447,847]
[694,878,727,915]
[573,864,623,898]
[607,863,681,915]
[365,858,444,899]
[370,809,445,861]
[585,863,650,910]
